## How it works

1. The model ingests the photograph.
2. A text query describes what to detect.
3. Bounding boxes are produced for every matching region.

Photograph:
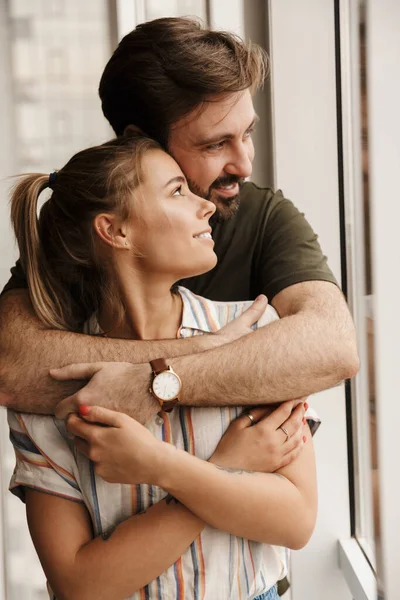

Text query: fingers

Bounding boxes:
[263,400,296,430]
[238,406,273,429]
[282,421,306,455]
[278,439,305,469]
[66,413,99,440]
[67,407,123,436]
[78,405,124,427]
[240,295,269,327]
[278,402,306,438]
[50,363,103,381]
[55,395,81,420]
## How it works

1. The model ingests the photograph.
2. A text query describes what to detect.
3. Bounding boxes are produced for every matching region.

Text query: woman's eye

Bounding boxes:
[172,185,183,196]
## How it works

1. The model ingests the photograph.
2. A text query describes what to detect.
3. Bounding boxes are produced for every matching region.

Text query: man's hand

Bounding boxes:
[51,362,157,424]
[209,400,308,472]
[215,294,268,344]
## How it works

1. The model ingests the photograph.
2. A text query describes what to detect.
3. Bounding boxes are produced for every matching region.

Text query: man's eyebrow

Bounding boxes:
[195,114,260,147]
[164,175,186,188]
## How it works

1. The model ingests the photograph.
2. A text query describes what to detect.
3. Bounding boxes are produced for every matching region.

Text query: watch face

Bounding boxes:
[153,371,181,401]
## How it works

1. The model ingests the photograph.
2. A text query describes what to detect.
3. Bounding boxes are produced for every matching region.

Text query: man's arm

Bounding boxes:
[53,280,359,421]
[0,290,266,416]
[176,280,359,406]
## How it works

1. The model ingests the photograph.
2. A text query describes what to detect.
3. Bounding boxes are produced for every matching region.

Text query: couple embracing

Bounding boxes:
[1,17,358,600]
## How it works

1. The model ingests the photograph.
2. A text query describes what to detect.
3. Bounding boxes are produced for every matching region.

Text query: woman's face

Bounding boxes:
[127,149,217,282]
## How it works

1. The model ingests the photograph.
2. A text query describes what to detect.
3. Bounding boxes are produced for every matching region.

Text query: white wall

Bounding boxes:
[269,1,352,599]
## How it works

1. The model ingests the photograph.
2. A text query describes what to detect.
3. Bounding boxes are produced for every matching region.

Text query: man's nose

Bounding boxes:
[224,145,253,179]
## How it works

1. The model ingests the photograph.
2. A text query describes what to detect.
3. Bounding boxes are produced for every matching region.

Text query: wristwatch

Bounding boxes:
[149,358,181,413]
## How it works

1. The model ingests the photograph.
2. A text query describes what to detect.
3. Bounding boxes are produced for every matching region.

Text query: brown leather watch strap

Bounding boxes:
[162,398,179,413]
[150,358,169,374]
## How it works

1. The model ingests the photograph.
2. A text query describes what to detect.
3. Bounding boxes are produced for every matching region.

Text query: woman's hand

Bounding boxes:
[209,400,308,473]
[66,406,166,485]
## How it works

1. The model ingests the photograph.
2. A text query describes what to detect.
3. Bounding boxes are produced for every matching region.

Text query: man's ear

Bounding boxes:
[94,214,131,250]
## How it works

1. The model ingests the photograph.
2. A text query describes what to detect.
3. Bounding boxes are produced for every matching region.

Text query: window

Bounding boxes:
[0,1,115,596]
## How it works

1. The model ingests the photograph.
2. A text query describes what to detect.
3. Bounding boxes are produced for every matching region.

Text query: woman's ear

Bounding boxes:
[94,214,131,250]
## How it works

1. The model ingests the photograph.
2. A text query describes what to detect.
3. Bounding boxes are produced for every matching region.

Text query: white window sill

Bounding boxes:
[339,538,378,600]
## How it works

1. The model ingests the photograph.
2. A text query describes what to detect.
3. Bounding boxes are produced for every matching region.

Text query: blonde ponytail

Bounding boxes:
[9,136,161,331]
[10,174,67,329]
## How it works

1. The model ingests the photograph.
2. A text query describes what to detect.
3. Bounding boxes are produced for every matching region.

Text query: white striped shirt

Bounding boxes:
[8,286,319,600]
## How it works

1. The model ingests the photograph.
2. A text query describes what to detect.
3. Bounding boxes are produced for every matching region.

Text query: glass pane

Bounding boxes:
[345,0,380,575]
[144,0,207,23]
[1,1,113,597]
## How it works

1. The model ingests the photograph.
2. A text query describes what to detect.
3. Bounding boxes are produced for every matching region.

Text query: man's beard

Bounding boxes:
[187,175,244,224]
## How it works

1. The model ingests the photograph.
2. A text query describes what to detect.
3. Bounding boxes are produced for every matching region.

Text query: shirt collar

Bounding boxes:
[83,286,221,336]
[177,286,220,334]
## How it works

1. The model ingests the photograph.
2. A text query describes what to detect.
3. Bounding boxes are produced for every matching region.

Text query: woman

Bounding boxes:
[8,135,317,600]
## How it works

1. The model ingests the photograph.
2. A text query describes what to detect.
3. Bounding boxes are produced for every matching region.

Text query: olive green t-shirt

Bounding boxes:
[2,182,337,306]
[181,182,337,301]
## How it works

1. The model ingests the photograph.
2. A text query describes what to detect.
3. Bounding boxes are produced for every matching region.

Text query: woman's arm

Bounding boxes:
[25,489,204,600]
[68,403,317,550]
[160,422,317,550]
[16,401,306,600]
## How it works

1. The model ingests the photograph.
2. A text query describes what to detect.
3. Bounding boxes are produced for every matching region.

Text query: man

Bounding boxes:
[0,17,358,424]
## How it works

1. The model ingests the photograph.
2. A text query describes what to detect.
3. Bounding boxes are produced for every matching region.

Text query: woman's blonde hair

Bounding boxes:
[10,135,160,331]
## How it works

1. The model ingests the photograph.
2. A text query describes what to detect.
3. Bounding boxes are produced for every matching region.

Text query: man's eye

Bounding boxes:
[244,127,255,139]
[206,141,224,151]
[172,185,183,196]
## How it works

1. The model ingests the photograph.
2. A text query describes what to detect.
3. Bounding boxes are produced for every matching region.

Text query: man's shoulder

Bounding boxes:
[239,181,282,204]
[236,182,288,221]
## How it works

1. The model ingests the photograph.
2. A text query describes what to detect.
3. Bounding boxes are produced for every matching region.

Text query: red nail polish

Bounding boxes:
[303,436,307,443]
[304,402,309,410]
[78,405,91,416]
[302,417,306,425]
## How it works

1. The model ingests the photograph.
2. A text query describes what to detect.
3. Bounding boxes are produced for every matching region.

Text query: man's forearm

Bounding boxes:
[0,291,221,413]
[172,286,359,406]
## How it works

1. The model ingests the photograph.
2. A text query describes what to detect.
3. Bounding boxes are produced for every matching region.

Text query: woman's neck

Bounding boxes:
[98,272,183,341]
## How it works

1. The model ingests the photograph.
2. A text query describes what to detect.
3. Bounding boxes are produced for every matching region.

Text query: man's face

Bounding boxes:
[168,90,257,222]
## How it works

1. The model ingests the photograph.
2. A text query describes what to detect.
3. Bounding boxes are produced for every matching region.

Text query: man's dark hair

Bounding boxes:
[99,17,268,147]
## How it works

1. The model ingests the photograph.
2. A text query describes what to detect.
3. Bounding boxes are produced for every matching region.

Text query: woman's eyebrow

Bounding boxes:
[195,114,260,147]
[164,175,186,188]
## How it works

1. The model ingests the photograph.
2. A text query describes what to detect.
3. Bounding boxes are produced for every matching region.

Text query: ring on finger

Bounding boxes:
[279,425,290,442]
[246,412,256,427]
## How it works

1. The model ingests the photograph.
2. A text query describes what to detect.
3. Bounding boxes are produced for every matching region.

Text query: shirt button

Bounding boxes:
[156,416,164,426]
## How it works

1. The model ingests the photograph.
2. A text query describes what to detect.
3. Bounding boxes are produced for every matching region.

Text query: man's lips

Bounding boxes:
[212,182,240,198]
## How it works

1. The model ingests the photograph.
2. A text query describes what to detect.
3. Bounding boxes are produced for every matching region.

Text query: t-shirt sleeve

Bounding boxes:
[1,259,27,296]
[7,410,84,504]
[254,189,338,300]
